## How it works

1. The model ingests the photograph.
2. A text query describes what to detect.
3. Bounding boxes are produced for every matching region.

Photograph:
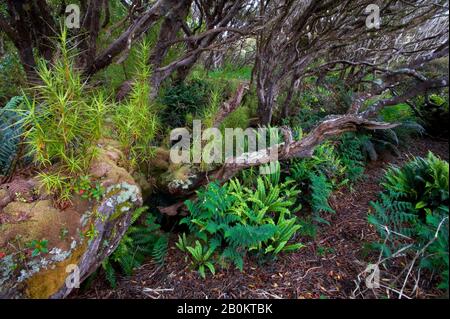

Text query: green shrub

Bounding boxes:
[378,103,425,143]
[287,84,341,129]
[416,92,449,137]
[289,105,328,131]
[208,65,253,81]
[0,49,25,105]
[178,163,303,277]
[159,79,213,128]
[380,103,414,122]
[220,93,254,129]
[368,152,449,290]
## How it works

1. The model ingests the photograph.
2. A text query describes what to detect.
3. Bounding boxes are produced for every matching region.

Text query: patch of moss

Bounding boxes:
[0,200,82,250]
[24,241,87,299]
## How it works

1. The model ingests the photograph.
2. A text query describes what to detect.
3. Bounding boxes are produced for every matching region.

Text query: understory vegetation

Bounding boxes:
[177,163,303,277]
[369,153,449,291]
[0,0,449,300]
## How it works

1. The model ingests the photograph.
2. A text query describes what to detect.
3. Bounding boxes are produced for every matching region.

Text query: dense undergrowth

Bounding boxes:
[369,152,449,291]
[1,30,448,297]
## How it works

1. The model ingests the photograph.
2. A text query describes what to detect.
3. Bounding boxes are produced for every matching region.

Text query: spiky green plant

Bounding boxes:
[15,29,106,176]
[113,40,160,169]
[201,88,222,128]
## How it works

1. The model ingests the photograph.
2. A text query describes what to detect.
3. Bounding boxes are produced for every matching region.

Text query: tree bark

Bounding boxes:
[86,0,183,76]
[149,0,192,69]
[281,74,300,120]
[80,0,103,70]
[257,80,277,125]
[1,0,56,81]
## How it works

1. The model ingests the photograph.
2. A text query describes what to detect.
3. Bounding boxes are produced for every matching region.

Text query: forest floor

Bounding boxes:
[72,136,449,299]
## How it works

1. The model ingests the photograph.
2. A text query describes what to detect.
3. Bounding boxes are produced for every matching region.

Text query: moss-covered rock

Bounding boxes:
[0,140,143,298]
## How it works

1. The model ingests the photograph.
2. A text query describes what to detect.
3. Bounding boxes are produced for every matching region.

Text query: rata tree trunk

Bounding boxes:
[256,78,278,125]
[0,0,55,81]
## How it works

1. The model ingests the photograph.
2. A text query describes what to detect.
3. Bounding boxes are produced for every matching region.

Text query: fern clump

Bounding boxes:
[368,152,449,290]
[309,172,335,220]
[177,162,303,277]
[289,142,343,227]
[102,207,169,288]
[337,132,367,182]
[0,96,25,175]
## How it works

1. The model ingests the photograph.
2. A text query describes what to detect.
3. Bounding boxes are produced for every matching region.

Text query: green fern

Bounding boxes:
[337,132,366,182]
[101,207,169,287]
[309,172,335,225]
[101,259,118,288]
[151,235,169,265]
[0,96,25,175]
[224,224,277,248]
[368,152,449,290]
[179,162,303,277]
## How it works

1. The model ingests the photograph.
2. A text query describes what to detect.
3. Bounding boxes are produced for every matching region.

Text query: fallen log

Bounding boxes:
[159,115,398,215]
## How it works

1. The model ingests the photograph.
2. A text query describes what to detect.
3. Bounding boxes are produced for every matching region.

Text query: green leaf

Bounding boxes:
[205,262,215,275]
[198,265,206,279]
[32,249,40,257]
[415,201,427,209]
